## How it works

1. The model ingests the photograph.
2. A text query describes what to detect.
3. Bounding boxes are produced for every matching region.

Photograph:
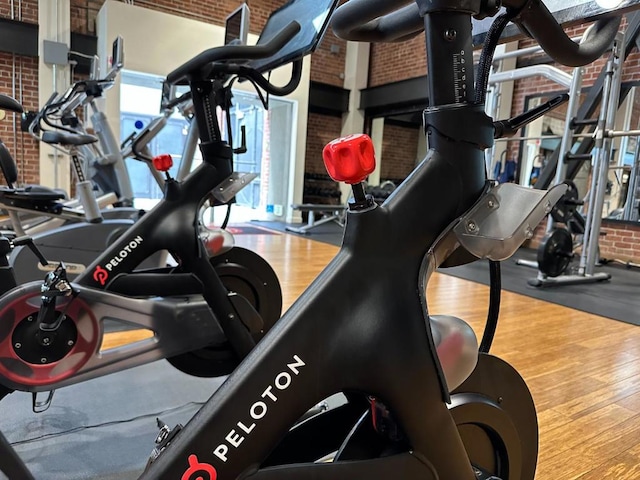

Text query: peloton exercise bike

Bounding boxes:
[0,2,288,440]
[0,0,625,478]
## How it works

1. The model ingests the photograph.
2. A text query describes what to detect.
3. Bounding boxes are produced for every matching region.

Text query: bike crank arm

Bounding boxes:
[0,282,227,392]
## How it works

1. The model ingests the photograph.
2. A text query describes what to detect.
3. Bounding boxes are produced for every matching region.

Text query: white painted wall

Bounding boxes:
[38,0,71,190]
[96,0,311,221]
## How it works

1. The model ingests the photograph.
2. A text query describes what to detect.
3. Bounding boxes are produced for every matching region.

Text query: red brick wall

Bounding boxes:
[0,1,39,184]
[0,0,37,23]
[381,122,419,181]
[305,112,343,174]
[369,33,426,88]
[312,34,348,87]
[526,218,640,263]
[599,221,640,261]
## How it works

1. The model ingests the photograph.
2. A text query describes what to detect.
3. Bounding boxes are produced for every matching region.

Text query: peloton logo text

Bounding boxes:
[93,235,144,285]
[181,354,306,479]
[213,355,306,463]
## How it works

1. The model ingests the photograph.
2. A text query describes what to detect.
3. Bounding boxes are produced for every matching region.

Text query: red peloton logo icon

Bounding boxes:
[182,454,217,480]
[93,265,109,286]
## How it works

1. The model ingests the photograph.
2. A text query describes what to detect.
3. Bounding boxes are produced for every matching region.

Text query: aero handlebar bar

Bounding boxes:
[332,0,621,68]
[331,0,422,43]
[166,21,302,85]
[514,0,621,67]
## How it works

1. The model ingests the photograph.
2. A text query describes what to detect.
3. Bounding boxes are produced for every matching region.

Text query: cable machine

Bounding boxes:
[529,31,625,287]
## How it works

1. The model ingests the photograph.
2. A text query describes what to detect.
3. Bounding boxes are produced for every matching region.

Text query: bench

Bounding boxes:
[286,203,347,234]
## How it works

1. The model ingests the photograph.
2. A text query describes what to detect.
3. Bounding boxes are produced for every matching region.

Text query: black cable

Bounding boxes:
[228,75,269,110]
[221,203,232,230]
[475,10,517,105]
[225,106,234,147]
[479,259,501,354]
[9,400,206,446]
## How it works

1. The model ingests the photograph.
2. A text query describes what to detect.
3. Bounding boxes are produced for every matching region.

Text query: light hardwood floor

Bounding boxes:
[105,230,640,479]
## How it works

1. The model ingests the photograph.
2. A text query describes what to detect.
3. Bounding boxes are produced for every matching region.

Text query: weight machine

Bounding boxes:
[527,31,625,287]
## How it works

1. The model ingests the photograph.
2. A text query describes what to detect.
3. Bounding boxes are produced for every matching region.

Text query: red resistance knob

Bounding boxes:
[322,134,376,184]
[153,153,173,172]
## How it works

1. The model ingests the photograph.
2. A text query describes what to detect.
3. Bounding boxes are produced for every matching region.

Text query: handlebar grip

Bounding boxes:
[166,21,301,85]
[33,91,59,128]
[240,59,304,97]
[332,0,422,42]
[162,91,192,111]
[512,0,620,67]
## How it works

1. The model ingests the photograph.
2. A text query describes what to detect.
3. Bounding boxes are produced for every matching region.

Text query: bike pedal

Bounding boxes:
[145,418,183,469]
[473,464,502,480]
[32,390,55,413]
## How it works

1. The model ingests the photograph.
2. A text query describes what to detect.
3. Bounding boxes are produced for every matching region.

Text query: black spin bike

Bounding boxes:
[0,0,308,443]
[0,0,626,478]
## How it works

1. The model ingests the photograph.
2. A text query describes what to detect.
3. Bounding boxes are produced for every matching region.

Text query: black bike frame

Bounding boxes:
[67,78,261,358]
[141,7,488,480]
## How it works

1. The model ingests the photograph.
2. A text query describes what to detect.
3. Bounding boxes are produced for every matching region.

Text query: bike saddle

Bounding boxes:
[0,94,23,113]
[0,140,66,203]
[41,131,98,146]
[0,186,65,214]
[0,141,18,187]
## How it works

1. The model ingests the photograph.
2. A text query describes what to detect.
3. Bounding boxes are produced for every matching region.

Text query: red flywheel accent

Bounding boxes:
[0,287,100,389]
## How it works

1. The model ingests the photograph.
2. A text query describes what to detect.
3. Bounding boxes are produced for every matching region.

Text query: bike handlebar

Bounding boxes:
[513,0,621,67]
[332,0,422,42]
[161,91,192,111]
[166,21,301,85]
[28,91,59,136]
[331,0,621,68]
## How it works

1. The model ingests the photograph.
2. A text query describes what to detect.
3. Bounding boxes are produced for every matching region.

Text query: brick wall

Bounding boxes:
[305,112,342,174]
[312,33,348,87]
[0,0,37,23]
[0,1,39,184]
[303,112,342,204]
[600,221,640,261]
[381,122,419,181]
[526,218,640,263]
[369,32,426,88]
